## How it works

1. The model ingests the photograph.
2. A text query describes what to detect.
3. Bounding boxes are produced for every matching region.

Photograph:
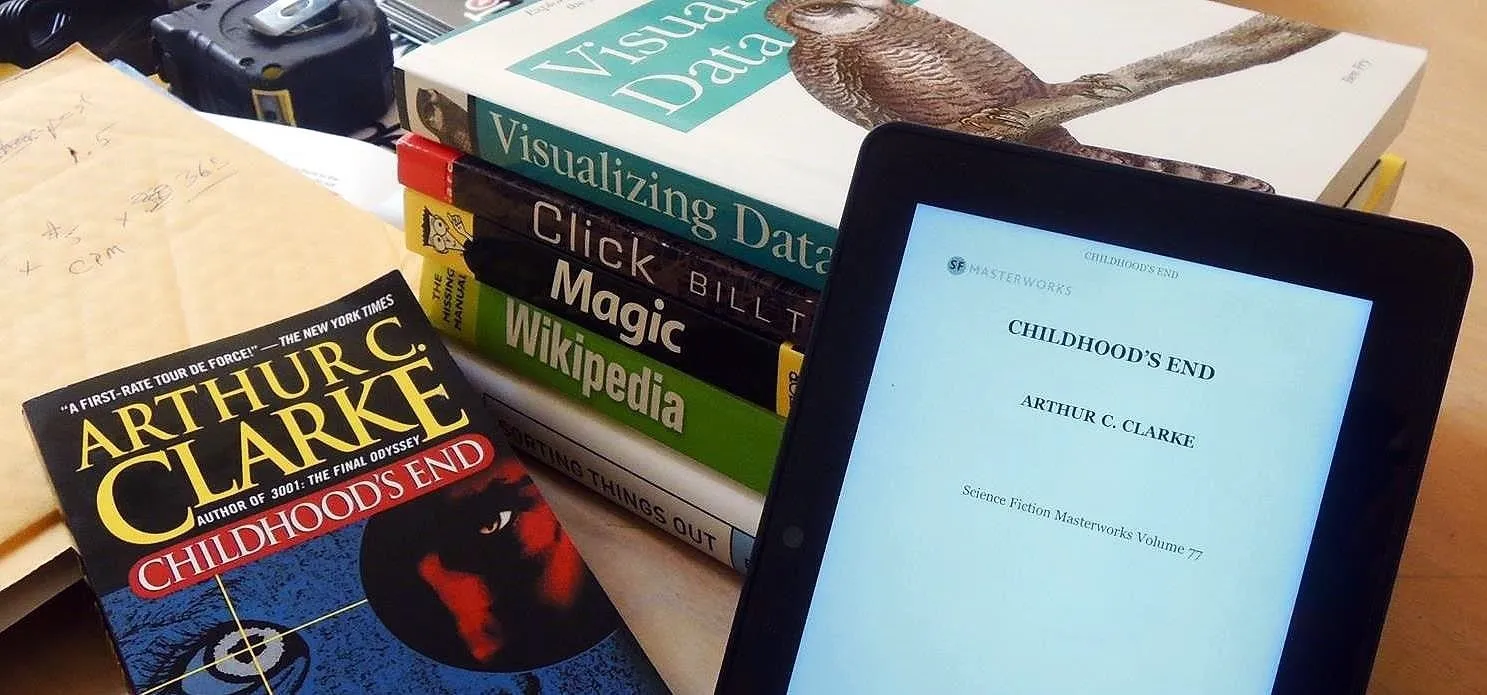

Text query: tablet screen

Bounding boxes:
[786,204,1373,694]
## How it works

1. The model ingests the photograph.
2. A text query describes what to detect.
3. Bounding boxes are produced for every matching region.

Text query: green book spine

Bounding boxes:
[420,261,783,494]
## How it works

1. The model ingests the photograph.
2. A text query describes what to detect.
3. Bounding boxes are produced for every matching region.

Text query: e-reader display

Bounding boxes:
[717,123,1471,695]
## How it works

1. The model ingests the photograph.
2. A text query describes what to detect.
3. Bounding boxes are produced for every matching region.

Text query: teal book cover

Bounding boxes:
[395,0,1425,290]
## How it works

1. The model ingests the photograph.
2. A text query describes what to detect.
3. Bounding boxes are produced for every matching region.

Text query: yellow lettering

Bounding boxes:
[153,384,203,434]
[272,402,361,467]
[176,438,240,506]
[203,369,268,422]
[327,380,415,444]
[240,420,306,487]
[305,341,369,386]
[384,358,469,441]
[97,447,194,545]
[366,317,418,362]
[115,403,176,451]
[255,353,314,400]
[78,419,126,471]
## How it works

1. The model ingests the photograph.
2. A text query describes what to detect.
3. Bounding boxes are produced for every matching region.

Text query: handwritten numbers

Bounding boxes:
[93,123,115,148]
[3,91,234,286]
[178,157,227,187]
[35,94,114,164]
[130,184,174,212]
[126,158,234,214]
[43,220,81,245]
[67,122,118,164]
[179,157,236,203]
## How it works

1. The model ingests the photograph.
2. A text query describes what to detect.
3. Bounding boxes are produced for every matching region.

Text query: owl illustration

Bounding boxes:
[416,87,474,153]
[766,0,1275,192]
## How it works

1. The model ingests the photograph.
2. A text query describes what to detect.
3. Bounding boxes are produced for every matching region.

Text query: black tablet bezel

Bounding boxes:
[716,122,1471,695]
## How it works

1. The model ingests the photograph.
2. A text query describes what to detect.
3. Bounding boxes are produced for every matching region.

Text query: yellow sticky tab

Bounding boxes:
[404,189,475,273]
[1361,153,1406,214]
[777,344,804,418]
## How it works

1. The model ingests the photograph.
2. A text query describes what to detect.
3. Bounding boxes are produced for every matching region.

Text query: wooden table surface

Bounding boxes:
[4,1,1485,692]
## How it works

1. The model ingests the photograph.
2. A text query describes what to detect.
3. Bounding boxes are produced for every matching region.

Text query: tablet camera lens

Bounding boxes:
[783,526,804,549]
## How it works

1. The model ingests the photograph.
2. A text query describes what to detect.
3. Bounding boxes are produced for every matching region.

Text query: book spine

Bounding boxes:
[407,189,803,418]
[420,261,783,494]
[448,342,760,573]
[393,70,836,290]
[398,134,819,346]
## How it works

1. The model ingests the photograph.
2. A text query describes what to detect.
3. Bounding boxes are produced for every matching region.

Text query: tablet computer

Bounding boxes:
[716,123,1471,695]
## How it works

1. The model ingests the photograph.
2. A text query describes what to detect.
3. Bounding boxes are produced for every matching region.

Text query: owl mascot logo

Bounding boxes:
[766,0,1276,192]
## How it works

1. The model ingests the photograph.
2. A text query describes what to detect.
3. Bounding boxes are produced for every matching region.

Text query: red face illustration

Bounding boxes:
[360,450,619,672]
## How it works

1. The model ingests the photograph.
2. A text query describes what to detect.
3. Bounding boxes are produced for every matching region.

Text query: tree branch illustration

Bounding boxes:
[957,14,1338,141]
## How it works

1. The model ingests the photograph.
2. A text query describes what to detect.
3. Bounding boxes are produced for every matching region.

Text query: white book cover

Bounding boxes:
[447,341,763,572]
[395,0,1425,290]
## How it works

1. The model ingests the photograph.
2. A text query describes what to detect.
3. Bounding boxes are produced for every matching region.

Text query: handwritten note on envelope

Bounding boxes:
[0,47,413,578]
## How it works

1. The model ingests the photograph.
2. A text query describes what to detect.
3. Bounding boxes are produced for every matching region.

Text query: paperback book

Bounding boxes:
[448,342,762,573]
[23,273,668,694]
[407,189,803,418]
[395,0,1426,290]
[421,262,784,493]
[398,134,818,345]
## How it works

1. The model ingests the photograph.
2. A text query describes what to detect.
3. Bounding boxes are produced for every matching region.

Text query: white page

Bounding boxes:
[788,205,1370,694]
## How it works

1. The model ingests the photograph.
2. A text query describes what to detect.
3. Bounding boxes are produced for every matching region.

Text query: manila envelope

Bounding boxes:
[0,46,418,618]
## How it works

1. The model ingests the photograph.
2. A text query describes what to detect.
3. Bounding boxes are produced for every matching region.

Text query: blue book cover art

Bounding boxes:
[23,272,670,695]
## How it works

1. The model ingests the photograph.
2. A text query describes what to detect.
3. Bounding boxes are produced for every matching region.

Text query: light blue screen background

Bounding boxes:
[786,205,1373,694]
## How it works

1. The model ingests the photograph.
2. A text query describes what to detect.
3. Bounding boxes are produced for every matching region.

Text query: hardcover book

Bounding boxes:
[22,273,669,695]
[394,0,1426,290]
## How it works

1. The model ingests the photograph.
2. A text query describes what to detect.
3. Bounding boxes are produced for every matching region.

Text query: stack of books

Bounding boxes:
[375,0,527,43]
[389,0,1426,573]
[395,133,776,573]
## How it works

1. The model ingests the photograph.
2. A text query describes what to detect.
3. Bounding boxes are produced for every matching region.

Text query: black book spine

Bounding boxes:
[438,150,818,346]
[457,229,799,417]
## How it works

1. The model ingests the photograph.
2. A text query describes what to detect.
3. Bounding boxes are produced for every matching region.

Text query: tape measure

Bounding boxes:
[152,0,393,134]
